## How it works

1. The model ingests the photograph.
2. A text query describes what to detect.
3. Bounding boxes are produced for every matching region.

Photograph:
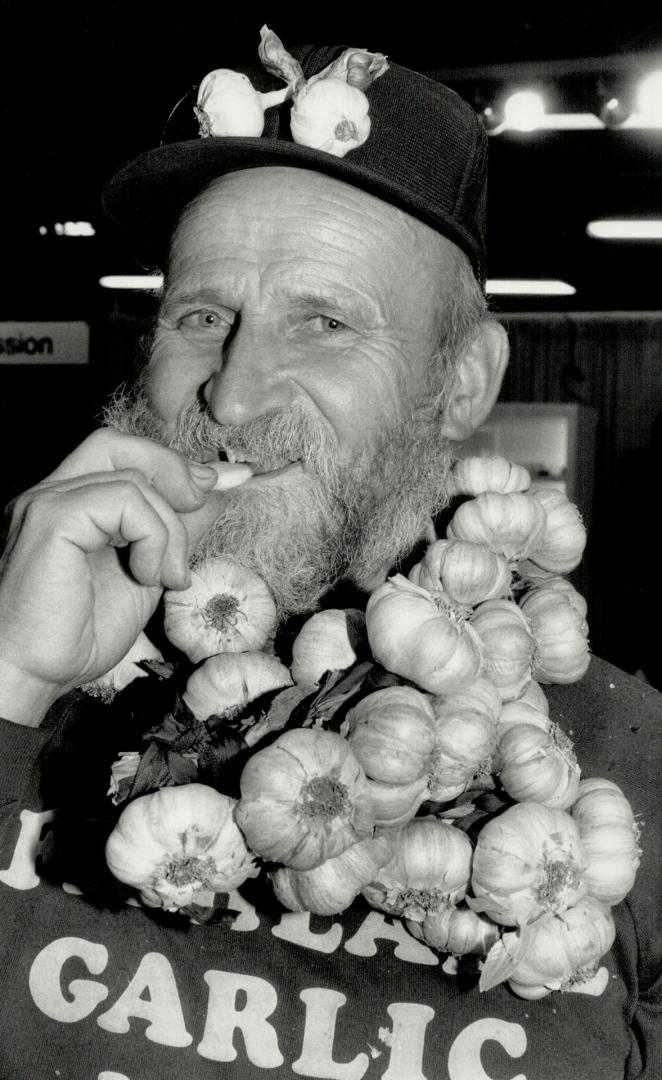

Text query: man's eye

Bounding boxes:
[178,310,230,335]
[312,316,348,333]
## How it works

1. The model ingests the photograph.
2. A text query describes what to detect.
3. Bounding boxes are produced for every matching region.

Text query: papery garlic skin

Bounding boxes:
[345,686,436,786]
[366,575,483,696]
[236,728,375,870]
[407,903,501,956]
[497,697,551,734]
[520,585,590,684]
[408,538,511,607]
[290,78,371,157]
[571,777,642,905]
[271,834,393,916]
[362,818,473,920]
[107,751,141,806]
[496,722,581,809]
[428,701,497,802]
[448,491,546,561]
[183,652,292,721]
[470,802,588,926]
[480,896,615,998]
[470,598,534,701]
[451,456,531,496]
[365,775,429,828]
[434,676,504,726]
[527,487,587,574]
[164,556,277,664]
[194,69,288,137]
[105,784,259,912]
[79,631,164,703]
[291,608,366,685]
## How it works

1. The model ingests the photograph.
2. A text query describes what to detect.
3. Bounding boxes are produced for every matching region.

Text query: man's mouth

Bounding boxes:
[198,446,302,477]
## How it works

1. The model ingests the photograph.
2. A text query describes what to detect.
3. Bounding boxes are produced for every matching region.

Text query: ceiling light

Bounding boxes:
[598,96,631,129]
[637,70,662,123]
[586,219,662,239]
[502,90,546,131]
[99,274,164,290]
[486,279,576,296]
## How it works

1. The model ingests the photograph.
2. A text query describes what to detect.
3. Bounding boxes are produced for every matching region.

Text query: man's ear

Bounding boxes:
[439,320,509,441]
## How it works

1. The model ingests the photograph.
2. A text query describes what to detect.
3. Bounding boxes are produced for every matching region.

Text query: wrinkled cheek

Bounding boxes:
[147,335,212,429]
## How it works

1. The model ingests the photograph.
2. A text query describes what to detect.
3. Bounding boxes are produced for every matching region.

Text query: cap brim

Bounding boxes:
[102,136,484,272]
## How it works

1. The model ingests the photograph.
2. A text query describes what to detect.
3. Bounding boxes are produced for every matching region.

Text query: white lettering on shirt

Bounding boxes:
[448,1018,528,1080]
[293,988,369,1079]
[198,970,283,1067]
[344,912,438,965]
[0,808,56,889]
[381,1003,435,1080]
[272,910,344,953]
[29,935,109,1021]
[96,951,192,1047]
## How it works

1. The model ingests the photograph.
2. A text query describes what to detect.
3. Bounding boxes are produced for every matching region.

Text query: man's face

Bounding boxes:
[109,167,468,614]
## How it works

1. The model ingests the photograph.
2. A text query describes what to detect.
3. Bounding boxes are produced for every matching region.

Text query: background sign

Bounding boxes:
[0,322,89,365]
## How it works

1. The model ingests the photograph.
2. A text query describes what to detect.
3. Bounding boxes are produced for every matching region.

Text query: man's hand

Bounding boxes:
[0,430,251,726]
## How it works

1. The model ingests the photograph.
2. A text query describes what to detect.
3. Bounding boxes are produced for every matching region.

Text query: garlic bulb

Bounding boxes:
[497,697,551,734]
[480,896,615,998]
[345,686,436,786]
[105,783,259,912]
[194,68,289,137]
[365,775,429,828]
[164,556,277,663]
[290,78,371,157]
[527,488,587,574]
[516,678,550,714]
[428,702,497,802]
[362,818,473,920]
[236,728,375,870]
[469,802,588,926]
[496,722,581,809]
[183,652,292,721]
[451,456,531,496]
[407,903,501,956]
[366,574,483,696]
[291,608,366,685]
[270,834,393,916]
[448,491,546,561]
[571,778,642,905]
[470,598,535,701]
[519,585,590,684]
[408,538,511,607]
[434,676,504,726]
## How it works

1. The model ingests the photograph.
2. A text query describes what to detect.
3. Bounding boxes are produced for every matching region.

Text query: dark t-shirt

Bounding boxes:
[0,655,660,1080]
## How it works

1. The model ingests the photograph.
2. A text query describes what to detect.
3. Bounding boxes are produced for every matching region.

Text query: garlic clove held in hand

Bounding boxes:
[164,555,277,664]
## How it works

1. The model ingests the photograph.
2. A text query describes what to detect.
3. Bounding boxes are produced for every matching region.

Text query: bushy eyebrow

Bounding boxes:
[283,287,384,325]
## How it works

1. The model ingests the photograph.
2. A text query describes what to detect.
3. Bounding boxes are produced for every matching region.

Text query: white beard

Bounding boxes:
[103,376,455,617]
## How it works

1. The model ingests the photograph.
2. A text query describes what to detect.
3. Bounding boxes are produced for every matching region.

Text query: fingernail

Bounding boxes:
[189,462,221,488]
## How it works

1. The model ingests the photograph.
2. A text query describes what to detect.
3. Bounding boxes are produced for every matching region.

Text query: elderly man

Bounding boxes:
[0,34,659,1080]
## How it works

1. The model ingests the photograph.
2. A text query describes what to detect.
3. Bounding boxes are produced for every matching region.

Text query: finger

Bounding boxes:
[44,429,251,510]
[28,469,191,585]
[52,483,189,589]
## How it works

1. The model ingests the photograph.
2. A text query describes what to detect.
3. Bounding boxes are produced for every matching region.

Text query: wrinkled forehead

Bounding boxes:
[167,166,463,314]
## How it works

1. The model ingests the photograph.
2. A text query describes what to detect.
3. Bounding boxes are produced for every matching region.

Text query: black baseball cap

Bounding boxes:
[102,40,488,283]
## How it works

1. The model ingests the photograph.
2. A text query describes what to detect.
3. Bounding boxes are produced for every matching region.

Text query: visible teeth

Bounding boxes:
[225,447,251,464]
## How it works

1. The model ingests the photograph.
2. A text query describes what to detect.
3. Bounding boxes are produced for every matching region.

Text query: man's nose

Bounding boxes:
[203,317,295,426]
